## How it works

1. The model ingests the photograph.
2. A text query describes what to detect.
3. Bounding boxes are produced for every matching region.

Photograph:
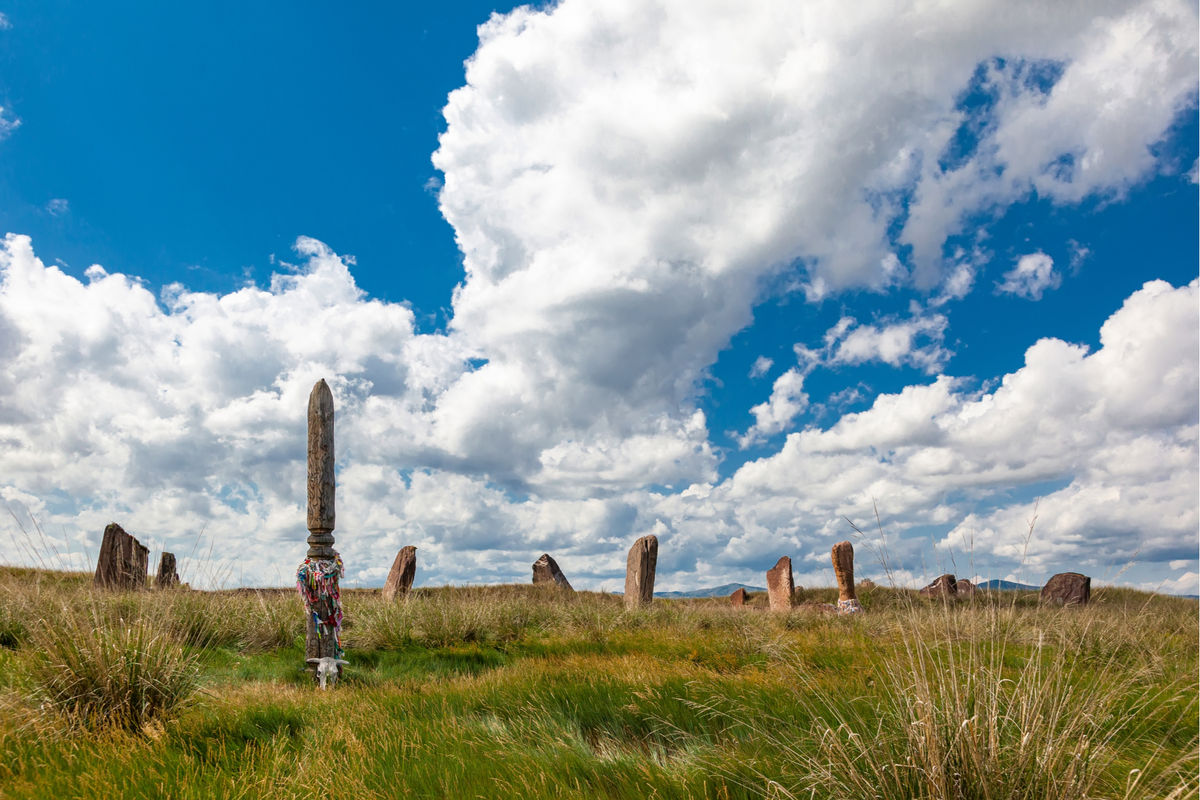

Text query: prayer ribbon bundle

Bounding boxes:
[296,552,344,657]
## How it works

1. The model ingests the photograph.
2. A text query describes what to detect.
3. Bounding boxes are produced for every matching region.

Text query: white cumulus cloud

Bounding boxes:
[998,252,1061,300]
[0,0,1195,593]
[738,368,808,448]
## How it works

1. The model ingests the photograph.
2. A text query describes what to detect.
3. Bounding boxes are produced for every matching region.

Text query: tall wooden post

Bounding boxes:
[297,379,344,682]
[307,379,336,559]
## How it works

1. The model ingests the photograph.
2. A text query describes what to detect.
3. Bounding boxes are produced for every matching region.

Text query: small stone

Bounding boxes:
[799,601,838,614]
[382,546,417,601]
[766,556,795,611]
[624,535,657,609]
[156,552,179,589]
[955,578,977,597]
[730,587,748,607]
[858,578,876,590]
[94,523,149,590]
[919,573,958,599]
[1041,572,1090,606]
[532,553,574,591]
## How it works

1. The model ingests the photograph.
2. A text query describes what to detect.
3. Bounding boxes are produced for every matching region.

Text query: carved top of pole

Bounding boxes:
[307,379,336,551]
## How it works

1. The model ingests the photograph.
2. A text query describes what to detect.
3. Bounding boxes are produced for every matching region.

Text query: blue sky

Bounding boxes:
[0,1,1196,594]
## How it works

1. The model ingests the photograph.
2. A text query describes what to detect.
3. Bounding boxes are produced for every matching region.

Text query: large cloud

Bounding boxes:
[0,0,1196,593]
[430,0,1196,491]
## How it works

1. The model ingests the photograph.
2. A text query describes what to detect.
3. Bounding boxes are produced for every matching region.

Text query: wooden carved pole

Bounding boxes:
[297,379,345,683]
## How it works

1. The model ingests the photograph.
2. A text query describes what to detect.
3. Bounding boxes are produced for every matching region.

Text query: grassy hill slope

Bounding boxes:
[0,569,1195,799]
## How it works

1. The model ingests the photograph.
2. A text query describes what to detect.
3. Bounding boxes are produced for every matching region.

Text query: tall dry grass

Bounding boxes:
[30,611,200,731]
[721,594,1199,800]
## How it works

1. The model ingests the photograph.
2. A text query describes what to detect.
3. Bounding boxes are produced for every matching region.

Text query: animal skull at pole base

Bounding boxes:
[306,656,349,689]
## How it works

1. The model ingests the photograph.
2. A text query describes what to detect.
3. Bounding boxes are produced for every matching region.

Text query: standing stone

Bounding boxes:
[919,573,958,598]
[766,556,795,611]
[156,551,180,589]
[382,546,417,601]
[832,541,862,613]
[1041,572,1090,606]
[299,379,343,683]
[730,587,748,607]
[532,553,573,591]
[624,535,658,609]
[93,523,149,590]
[956,578,977,597]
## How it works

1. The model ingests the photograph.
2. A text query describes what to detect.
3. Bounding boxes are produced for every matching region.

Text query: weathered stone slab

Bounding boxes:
[832,541,856,602]
[382,546,417,601]
[1041,572,1090,606]
[532,553,573,591]
[156,551,179,589]
[766,556,795,611]
[919,573,958,598]
[730,587,748,607]
[956,578,977,597]
[94,522,148,590]
[624,535,657,609]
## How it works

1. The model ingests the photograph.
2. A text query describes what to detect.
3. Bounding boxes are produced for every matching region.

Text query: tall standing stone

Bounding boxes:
[532,553,573,591]
[382,546,417,601]
[1041,572,1090,606]
[156,551,180,589]
[831,541,862,614]
[297,379,344,683]
[730,587,748,607]
[624,535,657,609]
[93,523,148,590]
[766,556,795,611]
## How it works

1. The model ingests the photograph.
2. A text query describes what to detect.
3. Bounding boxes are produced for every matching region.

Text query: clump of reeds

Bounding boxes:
[743,596,1199,800]
[30,609,200,732]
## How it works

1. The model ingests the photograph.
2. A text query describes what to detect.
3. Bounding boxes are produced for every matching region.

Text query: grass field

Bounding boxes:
[0,566,1195,799]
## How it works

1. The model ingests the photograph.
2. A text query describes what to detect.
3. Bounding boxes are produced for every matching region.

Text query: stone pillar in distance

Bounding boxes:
[831,541,862,614]
[766,556,795,611]
[624,535,658,609]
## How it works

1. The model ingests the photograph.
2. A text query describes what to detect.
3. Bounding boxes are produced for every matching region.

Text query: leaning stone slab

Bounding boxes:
[1041,572,1090,606]
[94,522,149,590]
[532,553,574,591]
[730,587,748,607]
[919,573,958,599]
[766,556,795,611]
[156,551,180,589]
[624,535,658,609]
[382,546,417,601]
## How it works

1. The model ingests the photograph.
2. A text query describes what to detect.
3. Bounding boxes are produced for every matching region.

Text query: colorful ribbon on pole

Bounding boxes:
[296,552,344,657]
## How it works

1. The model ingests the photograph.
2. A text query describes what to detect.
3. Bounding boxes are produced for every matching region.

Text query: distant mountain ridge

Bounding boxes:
[976,579,1041,591]
[654,582,766,598]
[652,579,1046,597]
